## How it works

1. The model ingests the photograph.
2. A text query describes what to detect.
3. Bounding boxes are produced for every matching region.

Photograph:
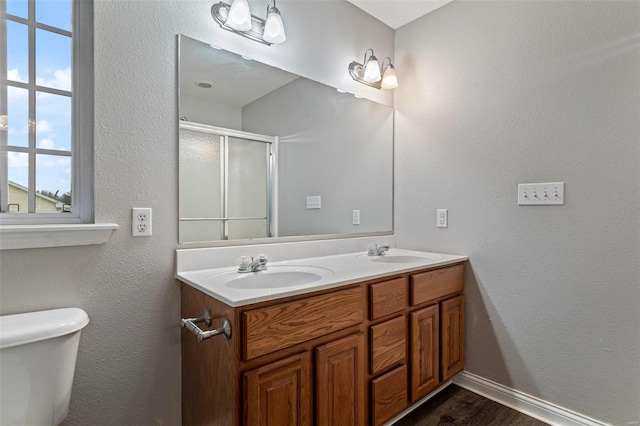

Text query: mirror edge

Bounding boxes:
[176,34,395,248]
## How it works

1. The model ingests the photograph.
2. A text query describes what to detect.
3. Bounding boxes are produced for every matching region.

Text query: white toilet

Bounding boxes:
[0,308,89,426]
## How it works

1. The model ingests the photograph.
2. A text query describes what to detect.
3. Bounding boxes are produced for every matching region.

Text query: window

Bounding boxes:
[1,0,93,225]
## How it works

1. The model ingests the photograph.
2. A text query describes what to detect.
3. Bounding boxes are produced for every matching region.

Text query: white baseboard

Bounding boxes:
[453,371,608,426]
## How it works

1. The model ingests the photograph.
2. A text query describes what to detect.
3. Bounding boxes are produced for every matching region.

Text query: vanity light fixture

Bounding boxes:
[211,0,286,46]
[348,49,398,90]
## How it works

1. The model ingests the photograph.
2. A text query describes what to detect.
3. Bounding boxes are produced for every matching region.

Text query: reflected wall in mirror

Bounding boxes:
[178,35,393,244]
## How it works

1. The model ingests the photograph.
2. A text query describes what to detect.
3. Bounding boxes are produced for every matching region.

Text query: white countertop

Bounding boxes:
[177,248,468,307]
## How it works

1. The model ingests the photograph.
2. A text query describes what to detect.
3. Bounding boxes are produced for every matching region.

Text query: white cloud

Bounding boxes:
[7,85,28,101]
[36,156,56,168]
[38,138,56,149]
[7,68,27,83]
[8,152,28,168]
[36,119,55,133]
[36,67,71,92]
[56,157,70,167]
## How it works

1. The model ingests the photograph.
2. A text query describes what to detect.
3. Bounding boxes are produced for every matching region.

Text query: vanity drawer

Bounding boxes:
[370,316,406,375]
[243,287,363,360]
[411,264,463,306]
[371,365,408,426]
[370,278,406,320]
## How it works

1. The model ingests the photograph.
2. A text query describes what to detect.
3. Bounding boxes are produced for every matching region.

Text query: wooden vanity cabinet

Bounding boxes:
[441,295,465,381]
[315,333,366,426]
[409,304,440,401]
[244,352,312,426]
[181,262,465,426]
[409,264,465,402]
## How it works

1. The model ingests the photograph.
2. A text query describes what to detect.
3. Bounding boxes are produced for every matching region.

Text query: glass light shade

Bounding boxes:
[263,8,286,44]
[363,57,381,83]
[381,65,398,89]
[226,0,252,31]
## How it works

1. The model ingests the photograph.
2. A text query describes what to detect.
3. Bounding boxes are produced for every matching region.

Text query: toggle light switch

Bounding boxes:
[518,182,564,205]
[352,209,360,225]
[306,195,321,209]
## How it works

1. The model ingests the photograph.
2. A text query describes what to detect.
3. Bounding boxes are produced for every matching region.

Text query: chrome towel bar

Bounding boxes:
[181,309,232,342]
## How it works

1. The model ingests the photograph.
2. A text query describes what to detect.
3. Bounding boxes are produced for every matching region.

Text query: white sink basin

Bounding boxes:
[223,266,333,290]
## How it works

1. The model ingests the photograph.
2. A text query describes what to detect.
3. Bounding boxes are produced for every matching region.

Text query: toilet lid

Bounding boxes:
[0,308,89,349]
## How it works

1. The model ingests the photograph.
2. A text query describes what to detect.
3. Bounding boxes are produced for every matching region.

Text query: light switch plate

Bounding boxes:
[306,195,321,209]
[518,182,564,205]
[352,209,360,225]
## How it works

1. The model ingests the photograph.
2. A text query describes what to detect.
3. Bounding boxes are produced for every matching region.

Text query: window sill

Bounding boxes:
[0,223,118,250]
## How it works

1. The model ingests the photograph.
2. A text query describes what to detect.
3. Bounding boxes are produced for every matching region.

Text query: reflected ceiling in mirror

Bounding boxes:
[178,35,393,246]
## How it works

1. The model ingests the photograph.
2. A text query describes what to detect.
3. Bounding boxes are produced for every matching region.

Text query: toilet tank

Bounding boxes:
[0,308,89,426]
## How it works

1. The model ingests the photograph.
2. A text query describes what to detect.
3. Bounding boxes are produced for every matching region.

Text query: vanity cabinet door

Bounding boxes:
[441,295,465,380]
[243,352,312,426]
[315,333,366,426]
[371,365,408,426]
[410,305,440,402]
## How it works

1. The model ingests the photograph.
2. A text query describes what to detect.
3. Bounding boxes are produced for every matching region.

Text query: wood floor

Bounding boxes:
[394,385,550,426]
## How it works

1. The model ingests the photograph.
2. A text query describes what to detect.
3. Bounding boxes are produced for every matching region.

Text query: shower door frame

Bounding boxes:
[179,121,277,241]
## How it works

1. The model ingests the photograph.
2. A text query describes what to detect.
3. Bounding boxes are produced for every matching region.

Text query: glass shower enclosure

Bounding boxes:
[179,121,276,243]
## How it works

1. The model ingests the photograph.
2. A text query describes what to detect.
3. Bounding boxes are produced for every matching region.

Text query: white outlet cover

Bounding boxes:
[437,209,448,228]
[132,207,152,236]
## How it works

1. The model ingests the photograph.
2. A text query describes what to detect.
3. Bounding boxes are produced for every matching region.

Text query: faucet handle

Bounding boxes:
[237,256,250,268]
[257,254,268,265]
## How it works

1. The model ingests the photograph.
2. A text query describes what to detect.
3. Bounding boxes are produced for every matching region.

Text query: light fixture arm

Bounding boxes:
[211,0,286,46]
[266,0,277,16]
[349,49,398,90]
[363,48,376,64]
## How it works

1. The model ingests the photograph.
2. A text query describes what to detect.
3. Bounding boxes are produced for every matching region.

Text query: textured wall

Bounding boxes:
[180,93,242,129]
[0,1,393,424]
[394,1,640,424]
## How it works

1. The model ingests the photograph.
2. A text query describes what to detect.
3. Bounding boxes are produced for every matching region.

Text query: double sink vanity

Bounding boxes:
[177,245,467,425]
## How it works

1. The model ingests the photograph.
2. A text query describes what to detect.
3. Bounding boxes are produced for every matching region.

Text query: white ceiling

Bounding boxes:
[180,36,299,107]
[346,0,454,29]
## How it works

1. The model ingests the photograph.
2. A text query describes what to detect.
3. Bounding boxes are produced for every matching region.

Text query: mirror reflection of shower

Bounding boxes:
[179,121,276,243]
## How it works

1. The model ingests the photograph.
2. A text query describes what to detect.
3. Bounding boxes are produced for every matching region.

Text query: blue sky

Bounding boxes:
[5,0,73,203]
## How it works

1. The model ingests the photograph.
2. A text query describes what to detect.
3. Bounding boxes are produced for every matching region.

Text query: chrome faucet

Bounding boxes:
[237,255,268,273]
[367,244,390,256]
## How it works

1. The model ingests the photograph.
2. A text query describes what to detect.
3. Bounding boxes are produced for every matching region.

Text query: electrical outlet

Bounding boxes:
[132,208,152,237]
[437,209,448,228]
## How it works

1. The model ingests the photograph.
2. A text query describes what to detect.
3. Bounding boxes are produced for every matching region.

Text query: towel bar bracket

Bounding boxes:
[181,309,232,342]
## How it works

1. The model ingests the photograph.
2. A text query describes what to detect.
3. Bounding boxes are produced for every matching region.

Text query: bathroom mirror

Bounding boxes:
[178,35,393,245]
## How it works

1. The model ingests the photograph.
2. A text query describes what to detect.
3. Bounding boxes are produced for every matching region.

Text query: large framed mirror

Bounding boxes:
[178,35,393,245]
